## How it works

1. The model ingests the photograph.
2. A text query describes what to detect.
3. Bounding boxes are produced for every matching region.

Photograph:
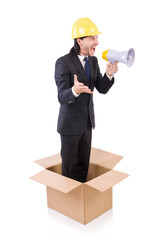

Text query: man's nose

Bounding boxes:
[95,38,99,45]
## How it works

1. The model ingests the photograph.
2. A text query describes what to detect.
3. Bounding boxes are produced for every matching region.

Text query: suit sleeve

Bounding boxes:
[94,57,115,94]
[55,57,76,105]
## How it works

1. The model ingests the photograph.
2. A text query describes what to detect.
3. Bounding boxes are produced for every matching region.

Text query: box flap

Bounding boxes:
[85,170,129,192]
[34,154,62,168]
[30,169,82,193]
[90,147,123,169]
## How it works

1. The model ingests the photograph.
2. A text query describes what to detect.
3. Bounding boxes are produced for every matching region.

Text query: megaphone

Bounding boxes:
[102,48,135,67]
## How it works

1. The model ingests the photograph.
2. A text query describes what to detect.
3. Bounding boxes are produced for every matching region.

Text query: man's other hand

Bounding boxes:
[73,74,93,95]
[106,62,118,77]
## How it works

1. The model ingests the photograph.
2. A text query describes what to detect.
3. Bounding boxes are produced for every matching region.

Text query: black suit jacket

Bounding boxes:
[55,51,114,135]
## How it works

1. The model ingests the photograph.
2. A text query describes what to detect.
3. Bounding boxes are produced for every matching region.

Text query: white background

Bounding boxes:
[0,0,159,239]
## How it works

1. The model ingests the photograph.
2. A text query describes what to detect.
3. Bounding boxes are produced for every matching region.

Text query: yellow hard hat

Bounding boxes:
[71,17,102,39]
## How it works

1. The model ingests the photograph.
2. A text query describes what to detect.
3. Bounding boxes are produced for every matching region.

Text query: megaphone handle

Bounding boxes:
[111,61,115,75]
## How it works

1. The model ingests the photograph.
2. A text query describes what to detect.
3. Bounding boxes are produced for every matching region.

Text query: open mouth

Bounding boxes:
[91,47,96,54]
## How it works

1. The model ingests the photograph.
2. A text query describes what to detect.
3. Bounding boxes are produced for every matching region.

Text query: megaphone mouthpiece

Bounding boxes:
[102,48,135,67]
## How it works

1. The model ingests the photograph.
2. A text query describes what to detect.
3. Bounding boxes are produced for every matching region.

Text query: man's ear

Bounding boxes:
[77,38,82,47]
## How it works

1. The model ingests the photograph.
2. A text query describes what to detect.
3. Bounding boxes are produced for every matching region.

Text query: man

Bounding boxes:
[55,17,118,182]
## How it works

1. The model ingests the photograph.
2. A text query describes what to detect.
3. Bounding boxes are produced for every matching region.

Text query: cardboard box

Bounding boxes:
[31,147,128,224]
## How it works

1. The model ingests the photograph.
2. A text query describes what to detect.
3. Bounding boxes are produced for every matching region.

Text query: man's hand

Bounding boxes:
[73,74,93,95]
[106,62,118,77]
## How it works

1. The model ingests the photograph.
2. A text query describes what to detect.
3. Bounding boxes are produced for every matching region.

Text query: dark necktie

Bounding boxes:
[83,57,90,85]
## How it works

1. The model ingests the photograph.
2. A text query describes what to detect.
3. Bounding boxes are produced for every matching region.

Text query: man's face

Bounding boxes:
[77,35,99,56]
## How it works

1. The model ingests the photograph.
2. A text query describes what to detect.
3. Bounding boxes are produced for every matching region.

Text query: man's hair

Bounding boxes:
[70,37,85,55]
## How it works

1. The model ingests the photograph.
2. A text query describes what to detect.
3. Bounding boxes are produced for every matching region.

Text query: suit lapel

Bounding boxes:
[71,53,89,86]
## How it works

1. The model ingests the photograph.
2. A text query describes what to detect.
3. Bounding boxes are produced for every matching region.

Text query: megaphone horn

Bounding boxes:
[102,48,135,67]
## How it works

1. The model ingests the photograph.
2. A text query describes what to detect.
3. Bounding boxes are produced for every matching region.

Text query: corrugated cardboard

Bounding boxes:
[31,147,128,224]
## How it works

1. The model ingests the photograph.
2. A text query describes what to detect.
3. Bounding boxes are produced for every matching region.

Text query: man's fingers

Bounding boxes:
[74,74,78,83]
[78,82,84,86]
[85,89,93,94]
[79,86,93,94]
[79,85,89,89]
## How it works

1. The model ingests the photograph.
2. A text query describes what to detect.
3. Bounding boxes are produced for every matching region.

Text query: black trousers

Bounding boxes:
[60,121,92,182]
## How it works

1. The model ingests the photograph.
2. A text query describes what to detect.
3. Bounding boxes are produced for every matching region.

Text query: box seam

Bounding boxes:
[83,184,86,225]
